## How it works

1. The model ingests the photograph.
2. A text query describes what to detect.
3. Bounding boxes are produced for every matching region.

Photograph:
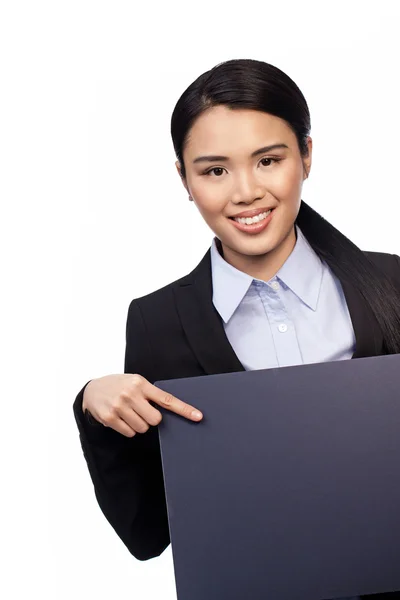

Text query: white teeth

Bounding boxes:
[234,210,271,225]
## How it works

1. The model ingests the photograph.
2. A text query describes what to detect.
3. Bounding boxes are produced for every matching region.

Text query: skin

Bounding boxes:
[176,105,312,282]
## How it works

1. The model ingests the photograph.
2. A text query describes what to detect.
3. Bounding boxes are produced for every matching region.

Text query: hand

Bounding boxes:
[82,373,203,438]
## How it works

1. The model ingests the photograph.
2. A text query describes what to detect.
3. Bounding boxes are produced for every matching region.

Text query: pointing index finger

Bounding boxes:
[148,382,203,421]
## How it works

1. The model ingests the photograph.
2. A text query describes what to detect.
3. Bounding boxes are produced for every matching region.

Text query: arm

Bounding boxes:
[72,299,170,561]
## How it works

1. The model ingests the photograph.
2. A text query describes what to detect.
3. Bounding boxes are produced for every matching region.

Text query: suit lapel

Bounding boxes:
[174,249,245,376]
[174,248,384,375]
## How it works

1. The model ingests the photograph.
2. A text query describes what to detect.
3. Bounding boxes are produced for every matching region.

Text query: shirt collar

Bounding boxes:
[210,225,323,323]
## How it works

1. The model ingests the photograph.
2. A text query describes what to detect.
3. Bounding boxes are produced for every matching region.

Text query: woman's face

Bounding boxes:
[176,105,312,278]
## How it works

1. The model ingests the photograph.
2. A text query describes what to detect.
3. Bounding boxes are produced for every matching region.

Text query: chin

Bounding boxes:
[223,237,279,258]
[240,243,278,257]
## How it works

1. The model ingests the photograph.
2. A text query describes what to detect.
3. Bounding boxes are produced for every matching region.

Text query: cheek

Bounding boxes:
[198,197,226,218]
[191,182,226,215]
[275,164,304,197]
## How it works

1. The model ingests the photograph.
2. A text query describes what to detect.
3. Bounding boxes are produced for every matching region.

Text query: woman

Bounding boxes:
[73,58,400,596]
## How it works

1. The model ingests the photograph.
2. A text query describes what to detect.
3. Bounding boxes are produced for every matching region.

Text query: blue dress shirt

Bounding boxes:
[210,224,359,600]
[210,224,356,371]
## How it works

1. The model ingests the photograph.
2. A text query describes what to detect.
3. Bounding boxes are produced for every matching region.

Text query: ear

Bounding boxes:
[303,136,312,180]
[175,160,189,193]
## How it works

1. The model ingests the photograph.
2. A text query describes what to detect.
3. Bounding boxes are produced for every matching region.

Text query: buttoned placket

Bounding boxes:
[254,276,303,367]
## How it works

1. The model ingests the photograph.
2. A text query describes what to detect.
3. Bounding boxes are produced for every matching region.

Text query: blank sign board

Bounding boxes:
[156,354,400,600]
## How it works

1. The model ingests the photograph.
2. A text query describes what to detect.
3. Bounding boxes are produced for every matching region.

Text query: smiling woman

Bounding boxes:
[176,105,310,280]
[73,58,400,598]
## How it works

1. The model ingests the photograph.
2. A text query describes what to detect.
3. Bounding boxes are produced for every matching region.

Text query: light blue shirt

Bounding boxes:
[210,225,356,371]
[210,225,359,600]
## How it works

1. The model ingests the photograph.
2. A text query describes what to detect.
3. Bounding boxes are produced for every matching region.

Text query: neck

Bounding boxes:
[218,226,297,281]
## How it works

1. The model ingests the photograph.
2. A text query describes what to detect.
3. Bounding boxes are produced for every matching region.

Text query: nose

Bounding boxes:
[230,172,266,205]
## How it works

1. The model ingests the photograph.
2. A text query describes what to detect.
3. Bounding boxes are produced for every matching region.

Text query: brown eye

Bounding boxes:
[205,167,225,177]
[260,157,280,167]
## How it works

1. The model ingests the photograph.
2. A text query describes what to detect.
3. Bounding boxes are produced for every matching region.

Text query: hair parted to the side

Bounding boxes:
[170,58,400,354]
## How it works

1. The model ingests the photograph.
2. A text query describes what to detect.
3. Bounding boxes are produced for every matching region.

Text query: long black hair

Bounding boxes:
[170,58,400,354]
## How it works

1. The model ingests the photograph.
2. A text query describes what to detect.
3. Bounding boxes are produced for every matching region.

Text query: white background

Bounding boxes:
[1,1,399,598]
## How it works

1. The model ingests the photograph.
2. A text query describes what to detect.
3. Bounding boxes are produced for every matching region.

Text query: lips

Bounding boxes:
[229,207,274,219]
[229,207,274,234]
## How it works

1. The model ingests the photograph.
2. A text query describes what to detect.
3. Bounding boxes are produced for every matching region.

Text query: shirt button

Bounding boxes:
[271,281,280,290]
[278,323,288,333]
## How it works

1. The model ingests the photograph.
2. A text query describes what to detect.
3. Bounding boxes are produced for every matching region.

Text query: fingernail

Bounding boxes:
[191,410,202,419]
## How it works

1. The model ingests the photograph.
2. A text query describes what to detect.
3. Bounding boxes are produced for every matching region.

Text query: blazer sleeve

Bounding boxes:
[72,299,170,561]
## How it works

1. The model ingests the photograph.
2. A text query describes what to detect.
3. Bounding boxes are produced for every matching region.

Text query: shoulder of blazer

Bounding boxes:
[129,248,211,310]
[124,248,215,379]
[362,250,400,286]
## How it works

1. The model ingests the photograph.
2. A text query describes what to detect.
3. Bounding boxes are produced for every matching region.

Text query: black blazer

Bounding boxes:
[73,245,400,595]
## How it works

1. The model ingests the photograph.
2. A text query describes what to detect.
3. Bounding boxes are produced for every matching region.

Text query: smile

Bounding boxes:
[229,208,275,235]
[232,210,272,225]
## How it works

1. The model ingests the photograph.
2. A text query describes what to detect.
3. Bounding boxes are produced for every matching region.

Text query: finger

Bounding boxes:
[103,415,137,438]
[119,406,152,434]
[127,397,163,427]
[142,380,203,421]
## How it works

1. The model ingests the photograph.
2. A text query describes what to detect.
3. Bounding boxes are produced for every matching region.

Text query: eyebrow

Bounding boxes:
[192,143,289,164]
